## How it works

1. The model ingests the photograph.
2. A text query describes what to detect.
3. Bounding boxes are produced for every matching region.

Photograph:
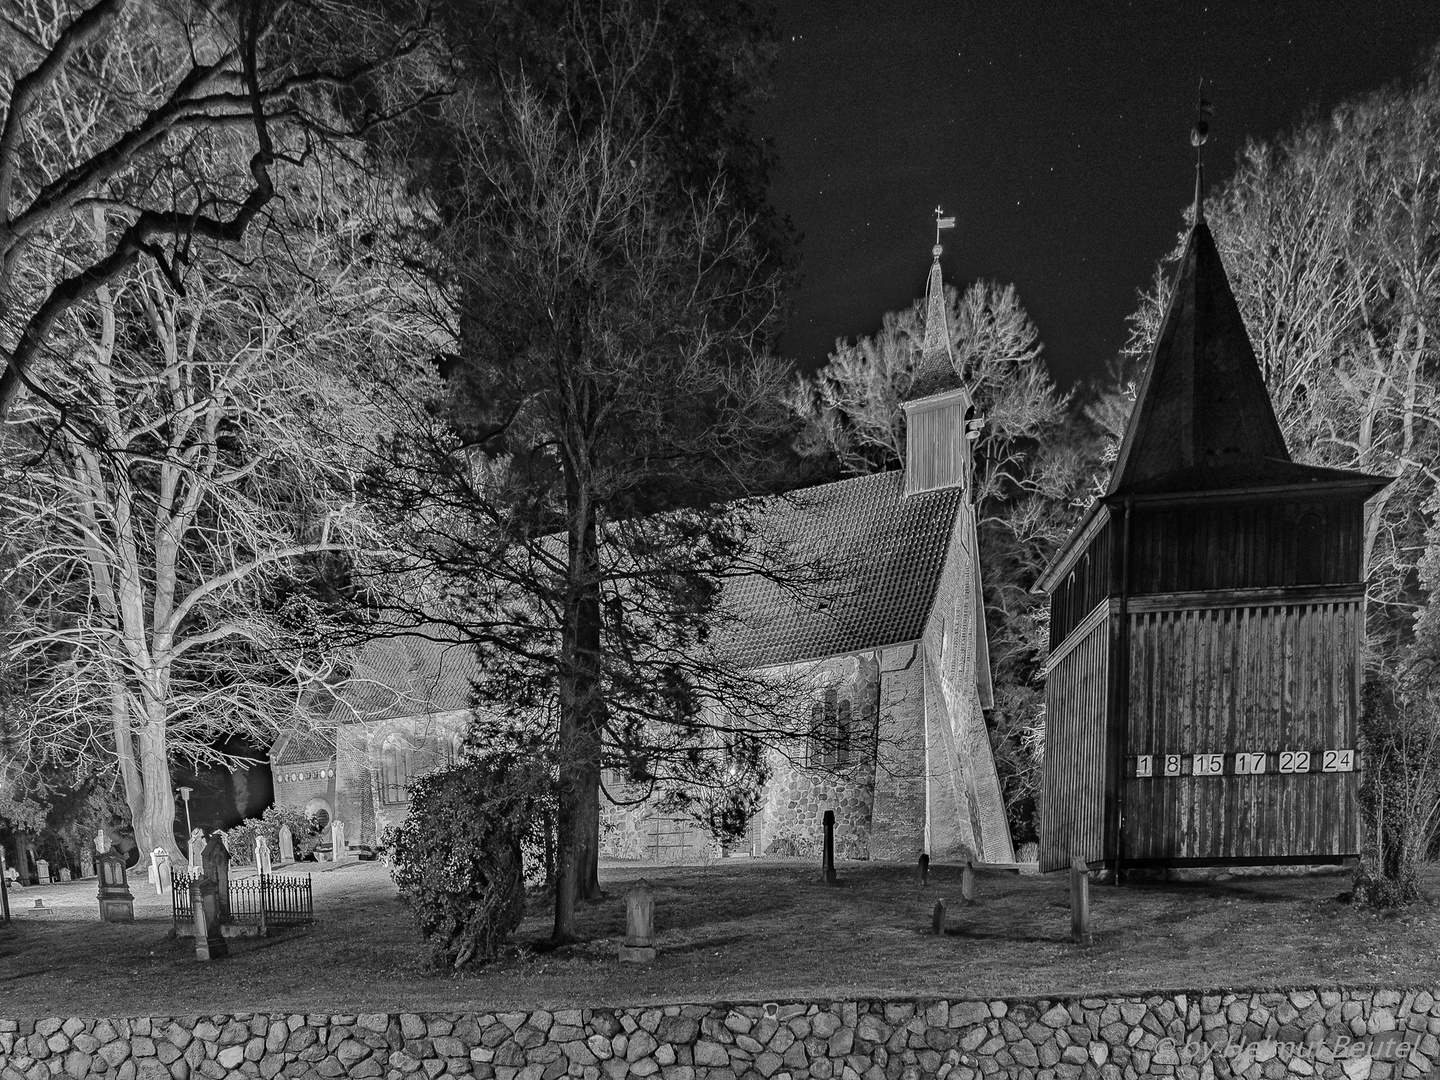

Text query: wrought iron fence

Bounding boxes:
[171,868,313,932]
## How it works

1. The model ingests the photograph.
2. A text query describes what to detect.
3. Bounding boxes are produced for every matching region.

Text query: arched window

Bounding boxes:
[380,733,412,804]
[445,731,465,767]
[304,798,331,832]
[809,688,854,769]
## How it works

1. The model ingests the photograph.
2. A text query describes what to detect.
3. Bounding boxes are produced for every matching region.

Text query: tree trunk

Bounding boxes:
[134,699,180,859]
[111,675,145,841]
[551,489,606,943]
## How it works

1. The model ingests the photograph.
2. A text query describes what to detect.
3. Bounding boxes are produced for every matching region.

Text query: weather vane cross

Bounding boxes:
[934,206,956,249]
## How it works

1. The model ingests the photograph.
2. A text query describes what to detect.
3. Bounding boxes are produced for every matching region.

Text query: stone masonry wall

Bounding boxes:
[4,988,1438,1080]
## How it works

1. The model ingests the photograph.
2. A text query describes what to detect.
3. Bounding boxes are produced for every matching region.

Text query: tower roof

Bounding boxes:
[907,240,964,402]
[1106,219,1295,495]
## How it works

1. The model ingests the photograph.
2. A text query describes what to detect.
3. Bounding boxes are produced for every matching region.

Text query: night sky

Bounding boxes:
[755,2,1440,391]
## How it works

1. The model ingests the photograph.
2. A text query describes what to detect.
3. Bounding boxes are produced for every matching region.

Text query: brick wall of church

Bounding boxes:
[866,644,928,861]
[756,651,884,860]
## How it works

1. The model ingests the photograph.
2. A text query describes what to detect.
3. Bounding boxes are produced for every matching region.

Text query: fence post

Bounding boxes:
[1070,857,1092,945]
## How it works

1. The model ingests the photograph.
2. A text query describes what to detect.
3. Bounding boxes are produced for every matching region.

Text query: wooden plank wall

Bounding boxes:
[1048,520,1115,649]
[1040,615,1112,872]
[1127,499,1363,595]
[906,402,971,495]
[1122,599,1361,861]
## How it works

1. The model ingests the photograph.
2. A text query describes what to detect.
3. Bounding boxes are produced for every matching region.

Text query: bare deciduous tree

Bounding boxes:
[1,161,436,857]
[0,0,442,424]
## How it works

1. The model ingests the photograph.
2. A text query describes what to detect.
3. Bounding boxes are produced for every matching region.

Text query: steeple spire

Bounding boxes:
[1191,82,1213,224]
[911,208,958,399]
[1106,95,1298,496]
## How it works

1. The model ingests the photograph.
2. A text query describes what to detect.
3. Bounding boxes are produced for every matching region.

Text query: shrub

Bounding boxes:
[1355,681,1440,908]
[221,805,322,866]
[388,755,549,969]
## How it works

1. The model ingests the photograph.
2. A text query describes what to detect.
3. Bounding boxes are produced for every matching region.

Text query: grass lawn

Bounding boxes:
[2,858,1438,1019]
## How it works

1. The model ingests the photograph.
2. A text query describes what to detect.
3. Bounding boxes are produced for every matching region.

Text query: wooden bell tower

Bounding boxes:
[1037,132,1390,874]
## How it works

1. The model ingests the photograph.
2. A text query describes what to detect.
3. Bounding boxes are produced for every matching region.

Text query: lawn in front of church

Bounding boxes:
[2,858,1437,1018]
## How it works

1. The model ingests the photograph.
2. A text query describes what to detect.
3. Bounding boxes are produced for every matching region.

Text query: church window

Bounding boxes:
[380,733,412,804]
[445,731,465,766]
[810,688,854,769]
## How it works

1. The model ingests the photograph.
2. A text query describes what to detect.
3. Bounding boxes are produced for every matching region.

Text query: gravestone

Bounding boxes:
[201,833,231,922]
[148,848,172,895]
[277,824,295,865]
[331,820,348,862]
[1070,857,1092,945]
[931,899,946,935]
[255,836,273,876]
[30,898,54,917]
[619,881,657,963]
[917,852,930,886]
[821,809,838,886]
[95,849,134,922]
[190,878,228,961]
[962,860,975,903]
[188,829,205,872]
[34,859,48,883]
[78,849,93,879]
[94,828,109,854]
[59,867,71,883]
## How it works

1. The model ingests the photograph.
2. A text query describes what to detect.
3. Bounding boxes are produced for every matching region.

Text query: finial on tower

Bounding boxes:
[934,205,955,253]
[1191,81,1214,224]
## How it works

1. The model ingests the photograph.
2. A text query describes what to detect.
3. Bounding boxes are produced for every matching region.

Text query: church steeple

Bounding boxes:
[909,209,960,400]
[904,210,975,498]
[1107,99,1295,496]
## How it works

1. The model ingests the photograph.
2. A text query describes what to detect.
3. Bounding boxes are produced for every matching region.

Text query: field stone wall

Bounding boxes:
[2,987,1439,1080]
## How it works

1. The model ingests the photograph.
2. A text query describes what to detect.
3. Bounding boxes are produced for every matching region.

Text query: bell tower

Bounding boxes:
[904,209,977,498]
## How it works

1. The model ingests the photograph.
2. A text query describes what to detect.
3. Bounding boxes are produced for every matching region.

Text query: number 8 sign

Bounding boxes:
[1163,754,1182,777]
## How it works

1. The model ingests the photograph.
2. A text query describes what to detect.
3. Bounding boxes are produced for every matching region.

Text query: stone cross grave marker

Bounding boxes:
[255,836,273,876]
[148,848,172,895]
[821,809,838,886]
[619,880,657,963]
[188,829,205,871]
[1070,856,1092,945]
[59,867,71,882]
[94,827,109,854]
[78,849,93,879]
[331,820,348,862]
[931,899,946,936]
[34,859,48,883]
[962,860,975,903]
[278,824,295,865]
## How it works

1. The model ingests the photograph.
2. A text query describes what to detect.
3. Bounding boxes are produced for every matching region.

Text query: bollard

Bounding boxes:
[821,810,839,886]
[1070,856,1092,945]
[962,859,975,903]
[931,899,946,936]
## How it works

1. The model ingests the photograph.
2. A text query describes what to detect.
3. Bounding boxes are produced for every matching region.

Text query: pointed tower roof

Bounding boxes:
[1106,219,1292,494]
[907,215,965,402]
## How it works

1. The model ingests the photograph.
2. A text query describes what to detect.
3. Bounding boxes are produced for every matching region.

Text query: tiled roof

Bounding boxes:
[718,471,962,668]
[325,627,479,725]
[272,729,336,766]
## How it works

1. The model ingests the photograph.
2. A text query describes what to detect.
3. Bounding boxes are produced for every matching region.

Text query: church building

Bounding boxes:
[273,235,1014,867]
